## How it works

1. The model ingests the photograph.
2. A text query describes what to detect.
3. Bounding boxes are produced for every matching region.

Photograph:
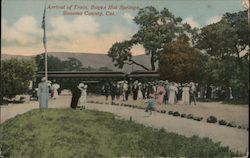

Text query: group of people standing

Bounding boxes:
[102,80,197,106]
[70,82,88,109]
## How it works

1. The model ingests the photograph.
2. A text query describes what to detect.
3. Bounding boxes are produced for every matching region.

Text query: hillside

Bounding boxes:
[2,52,156,72]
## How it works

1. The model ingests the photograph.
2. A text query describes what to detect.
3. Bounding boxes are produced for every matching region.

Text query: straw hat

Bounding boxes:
[78,83,84,88]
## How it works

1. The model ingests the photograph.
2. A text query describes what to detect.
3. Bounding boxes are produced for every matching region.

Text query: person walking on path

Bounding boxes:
[38,77,49,109]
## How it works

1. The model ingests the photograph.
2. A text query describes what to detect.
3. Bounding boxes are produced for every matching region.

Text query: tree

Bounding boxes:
[108,6,194,71]
[108,40,150,71]
[35,54,64,71]
[159,35,202,82]
[1,59,37,99]
[196,11,249,60]
[196,10,249,101]
[63,57,83,71]
[35,54,83,71]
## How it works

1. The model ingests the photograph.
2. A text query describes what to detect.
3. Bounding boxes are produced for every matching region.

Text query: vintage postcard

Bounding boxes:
[0,0,249,157]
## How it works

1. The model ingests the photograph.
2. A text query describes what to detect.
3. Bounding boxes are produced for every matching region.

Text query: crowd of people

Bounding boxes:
[101,80,198,106]
[38,77,235,111]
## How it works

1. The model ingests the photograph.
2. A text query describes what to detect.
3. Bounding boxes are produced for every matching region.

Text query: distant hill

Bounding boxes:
[2,52,157,73]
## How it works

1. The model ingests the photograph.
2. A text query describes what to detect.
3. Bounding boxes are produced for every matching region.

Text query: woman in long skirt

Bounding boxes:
[182,83,190,105]
[156,83,166,105]
[78,83,87,110]
[168,82,177,105]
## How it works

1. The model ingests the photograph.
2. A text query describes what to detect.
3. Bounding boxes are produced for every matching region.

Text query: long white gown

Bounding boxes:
[78,87,87,107]
[52,83,60,99]
[182,87,190,105]
[168,85,177,105]
[137,86,143,100]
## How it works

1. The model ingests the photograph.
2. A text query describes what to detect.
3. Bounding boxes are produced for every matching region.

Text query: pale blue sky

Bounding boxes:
[2,0,245,55]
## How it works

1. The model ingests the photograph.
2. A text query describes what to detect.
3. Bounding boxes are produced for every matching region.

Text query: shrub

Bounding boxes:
[227,121,237,127]
[1,58,37,99]
[180,114,186,118]
[207,116,217,123]
[187,114,193,119]
[219,120,227,126]
[173,111,180,116]
[168,111,174,115]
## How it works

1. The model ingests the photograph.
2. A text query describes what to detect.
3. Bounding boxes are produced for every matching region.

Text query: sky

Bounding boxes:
[1,0,246,56]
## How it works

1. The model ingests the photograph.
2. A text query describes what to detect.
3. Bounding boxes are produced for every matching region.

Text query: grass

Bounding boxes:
[0,109,241,158]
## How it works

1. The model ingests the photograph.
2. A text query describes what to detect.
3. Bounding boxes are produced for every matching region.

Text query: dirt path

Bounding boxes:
[1,95,248,154]
[51,96,248,154]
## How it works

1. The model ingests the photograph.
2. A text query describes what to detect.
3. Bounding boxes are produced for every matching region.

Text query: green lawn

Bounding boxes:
[0,109,241,158]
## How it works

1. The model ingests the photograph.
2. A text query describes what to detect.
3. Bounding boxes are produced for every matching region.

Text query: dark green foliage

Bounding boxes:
[0,109,241,157]
[159,35,203,82]
[1,58,37,98]
[35,54,112,72]
[196,11,249,102]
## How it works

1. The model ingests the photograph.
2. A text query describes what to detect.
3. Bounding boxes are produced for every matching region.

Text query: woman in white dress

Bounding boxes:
[168,82,177,105]
[52,82,60,99]
[182,83,190,105]
[137,83,143,100]
[78,83,88,110]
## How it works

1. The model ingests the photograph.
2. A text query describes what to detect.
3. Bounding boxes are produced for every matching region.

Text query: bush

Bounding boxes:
[173,111,180,116]
[219,120,227,126]
[180,114,186,118]
[1,58,37,99]
[168,111,174,115]
[207,116,217,123]
[187,114,193,119]
[227,121,237,127]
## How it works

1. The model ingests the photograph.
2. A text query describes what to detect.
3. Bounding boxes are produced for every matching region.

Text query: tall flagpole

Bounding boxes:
[42,0,48,81]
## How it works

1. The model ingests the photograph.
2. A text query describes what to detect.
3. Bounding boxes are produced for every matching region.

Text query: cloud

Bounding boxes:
[49,16,99,38]
[206,16,222,25]
[2,15,138,55]
[183,17,200,28]
[122,13,134,23]
[2,16,42,45]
